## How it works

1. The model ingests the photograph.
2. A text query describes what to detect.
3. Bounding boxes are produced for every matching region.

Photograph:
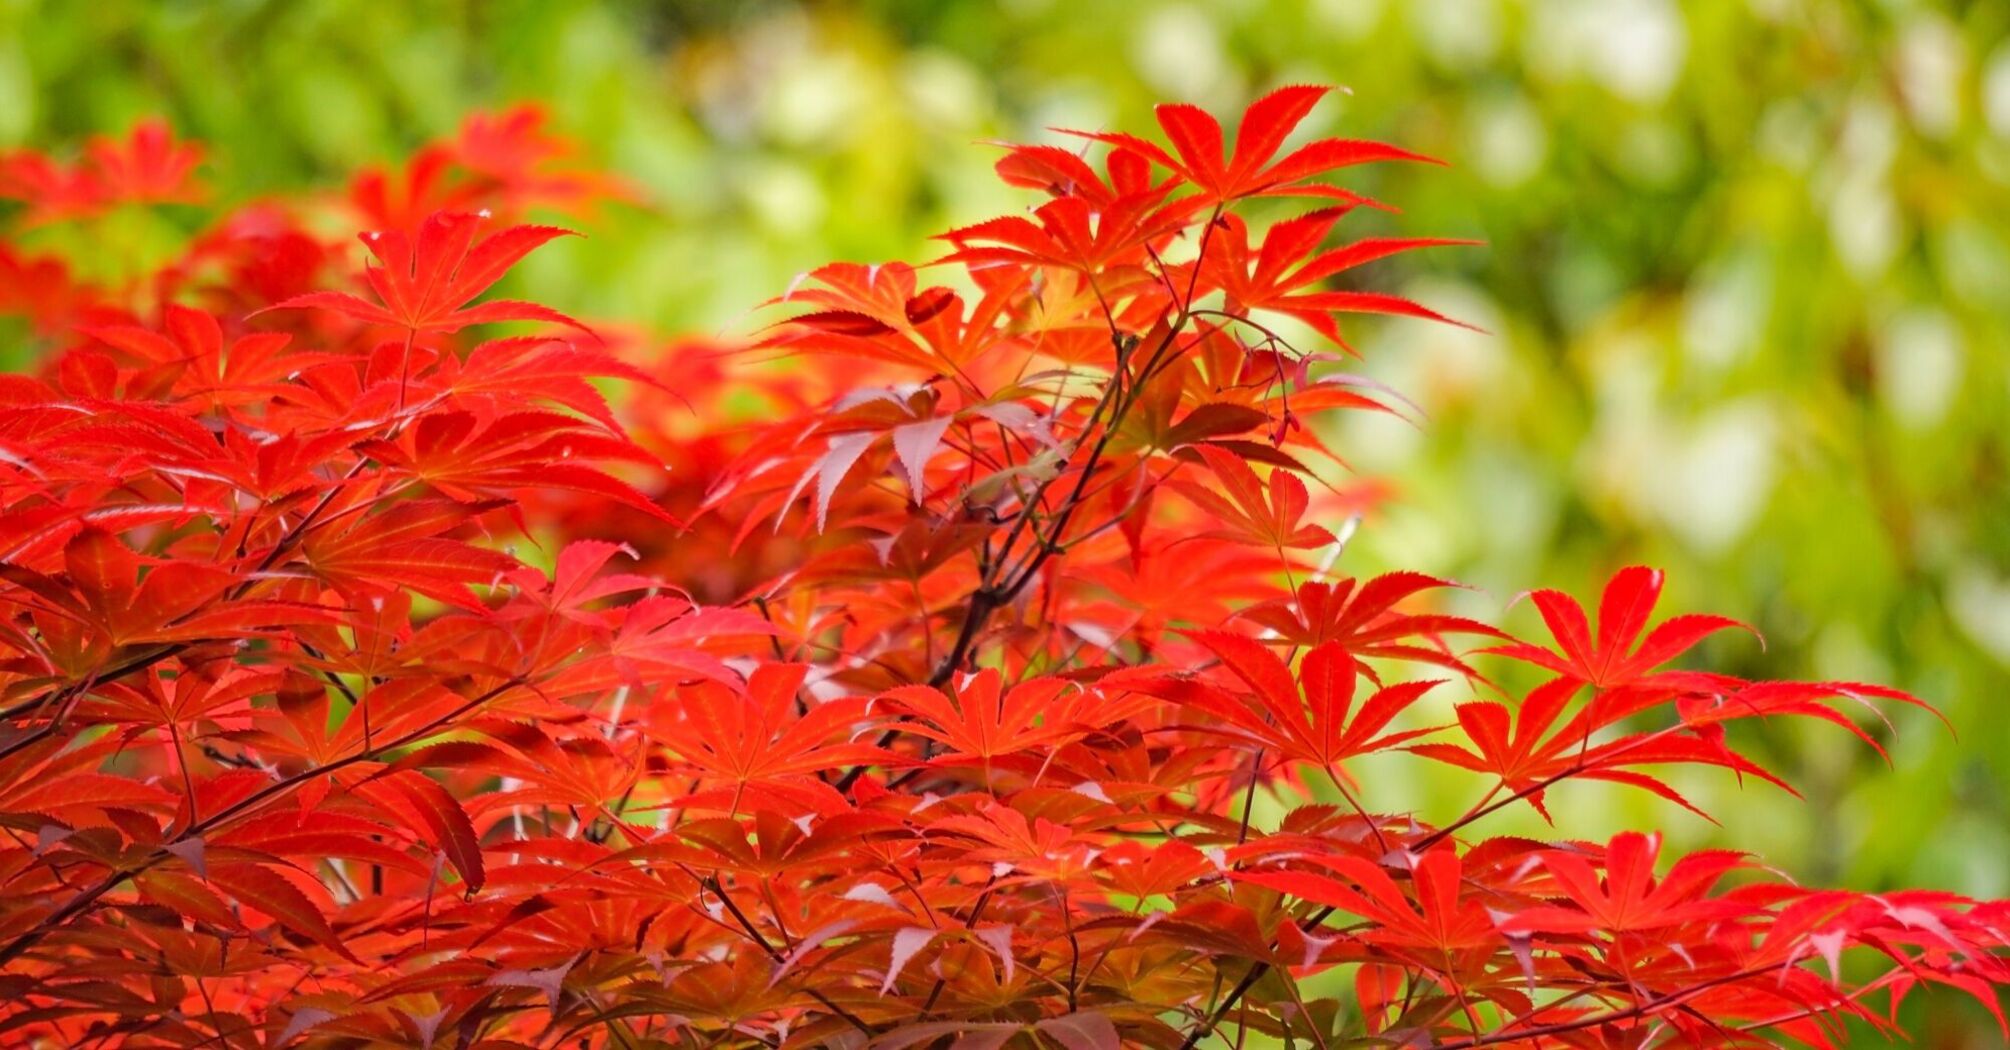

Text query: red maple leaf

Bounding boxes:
[268,210,587,335]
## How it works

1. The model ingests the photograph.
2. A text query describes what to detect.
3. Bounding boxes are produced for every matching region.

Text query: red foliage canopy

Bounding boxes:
[0,90,2004,1049]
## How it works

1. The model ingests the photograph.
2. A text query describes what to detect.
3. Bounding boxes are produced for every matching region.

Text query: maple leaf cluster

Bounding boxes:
[0,90,2003,1049]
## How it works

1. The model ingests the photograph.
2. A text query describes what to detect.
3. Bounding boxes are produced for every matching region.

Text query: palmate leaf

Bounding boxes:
[1406,678,1778,821]
[3,89,2005,1050]
[8,529,341,654]
[1503,832,1751,935]
[1187,210,1478,346]
[1169,443,1333,550]
[1234,849,1498,954]
[267,211,587,335]
[81,304,297,406]
[877,670,1155,773]
[551,595,774,695]
[1237,571,1506,678]
[1064,84,1441,203]
[656,663,891,812]
[1484,565,1756,691]
[938,192,1192,274]
[445,335,654,429]
[994,139,1160,209]
[1174,631,1444,772]
[363,409,678,524]
[302,525,517,612]
[754,261,1024,372]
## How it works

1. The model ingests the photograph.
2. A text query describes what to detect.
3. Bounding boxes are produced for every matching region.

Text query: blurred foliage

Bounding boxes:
[3,0,2006,1038]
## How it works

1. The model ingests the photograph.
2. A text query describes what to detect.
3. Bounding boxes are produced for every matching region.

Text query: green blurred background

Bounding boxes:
[3,0,2005,1040]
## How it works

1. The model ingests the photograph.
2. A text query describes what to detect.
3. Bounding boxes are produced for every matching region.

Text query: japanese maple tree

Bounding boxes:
[1,91,2004,1049]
